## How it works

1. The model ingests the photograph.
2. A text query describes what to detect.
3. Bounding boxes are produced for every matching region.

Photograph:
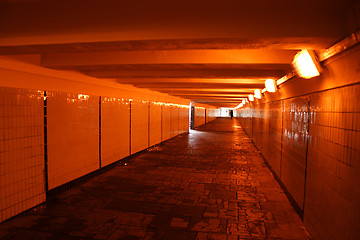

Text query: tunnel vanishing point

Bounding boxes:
[0,0,360,239]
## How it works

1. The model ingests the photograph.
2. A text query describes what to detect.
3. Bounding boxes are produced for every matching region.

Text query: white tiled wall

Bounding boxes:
[47,92,99,189]
[131,100,150,154]
[101,97,130,167]
[171,106,179,137]
[195,107,206,127]
[179,107,189,134]
[162,104,172,141]
[0,88,194,223]
[236,83,360,240]
[0,87,45,222]
[206,108,218,123]
[305,85,360,240]
[149,102,162,146]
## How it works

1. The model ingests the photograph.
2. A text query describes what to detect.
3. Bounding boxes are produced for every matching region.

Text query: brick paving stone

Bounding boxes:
[0,118,310,239]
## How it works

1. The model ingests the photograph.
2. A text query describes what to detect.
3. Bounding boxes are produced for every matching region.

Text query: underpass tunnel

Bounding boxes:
[0,1,359,239]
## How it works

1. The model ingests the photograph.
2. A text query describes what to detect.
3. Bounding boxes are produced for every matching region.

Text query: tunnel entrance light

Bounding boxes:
[265,79,277,92]
[254,89,261,99]
[248,94,254,102]
[292,49,322,79]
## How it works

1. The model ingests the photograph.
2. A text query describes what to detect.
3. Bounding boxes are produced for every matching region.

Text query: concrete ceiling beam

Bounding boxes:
[131,83,264,89]
[40,49,297,68]
[114,78,267,84]
[0,38,336,53]
[85,69,286,79]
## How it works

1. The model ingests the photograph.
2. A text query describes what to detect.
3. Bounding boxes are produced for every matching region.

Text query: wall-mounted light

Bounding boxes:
[254,89,261,99]
[292,49,322,79]
[234,102,243,109]
[248,94,254,102]
[265,79,277,92]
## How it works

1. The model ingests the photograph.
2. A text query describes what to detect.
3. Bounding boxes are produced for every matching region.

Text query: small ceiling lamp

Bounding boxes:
[248,94,254,102]
[292,49,322,79]
[254,89,261,99]
[265,79,277,92]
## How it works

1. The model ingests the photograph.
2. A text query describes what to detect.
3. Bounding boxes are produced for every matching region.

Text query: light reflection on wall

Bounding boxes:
[103,97,130,105]
[60,95,191,109]
[77,94,89,100]
[153,101,190,108]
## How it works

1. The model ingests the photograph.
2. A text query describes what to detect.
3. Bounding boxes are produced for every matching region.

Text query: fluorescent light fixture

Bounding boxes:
[265,79,277,92]
[234,102,243,109]
[248,94,254,102]
[254,89,261,99]
[292,49,322,79]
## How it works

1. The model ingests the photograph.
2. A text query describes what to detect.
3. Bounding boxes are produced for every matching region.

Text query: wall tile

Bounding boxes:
[194,107,205,128]
[162,104,171,141]
[101,97,130,167]
[179,107,189,133]
[305,84,360,240]
[280,97,308,210]
[268,101,283,176]
[238,83,360,240]
[47,92,99,189]
[131,100,149,154]
[172,106,180,137]
[149,102,162,146]
[0,87,45,222]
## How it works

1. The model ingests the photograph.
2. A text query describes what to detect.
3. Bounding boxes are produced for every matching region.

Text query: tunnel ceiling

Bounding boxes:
[0,0,356,108]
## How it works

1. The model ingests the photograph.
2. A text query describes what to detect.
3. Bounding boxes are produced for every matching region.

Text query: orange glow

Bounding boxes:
[265,79,277,92]
[254,89,261,99]
[248,94,254,102]
[292,50,321,79]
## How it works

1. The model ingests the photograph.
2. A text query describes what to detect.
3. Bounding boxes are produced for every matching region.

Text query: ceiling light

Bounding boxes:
[265,79,277,92]
[242,99,246,104]
[254,89,261,99]
[248,94,254,102]
[292,49,322,79]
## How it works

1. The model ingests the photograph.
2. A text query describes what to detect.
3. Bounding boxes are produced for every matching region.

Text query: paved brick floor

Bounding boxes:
[0,118,310,240]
